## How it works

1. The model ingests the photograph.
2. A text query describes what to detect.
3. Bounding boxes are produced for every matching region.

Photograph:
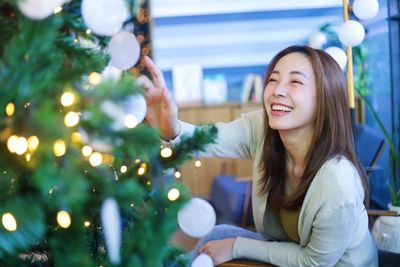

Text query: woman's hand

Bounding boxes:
[198,238,236,265]
[140,56,180,140]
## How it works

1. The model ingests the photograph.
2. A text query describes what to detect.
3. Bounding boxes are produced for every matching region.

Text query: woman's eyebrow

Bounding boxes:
[290,70,308,78]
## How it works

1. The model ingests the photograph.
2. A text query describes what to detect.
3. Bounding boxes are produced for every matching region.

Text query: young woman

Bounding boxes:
[141,46,378,266]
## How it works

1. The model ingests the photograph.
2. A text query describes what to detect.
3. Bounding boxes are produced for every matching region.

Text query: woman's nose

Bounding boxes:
[272,82,287,98]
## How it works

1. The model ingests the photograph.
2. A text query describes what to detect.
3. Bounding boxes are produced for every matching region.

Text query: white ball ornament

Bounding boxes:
[101,198,122,265]
[192,253,214,267]
[123,94,147,126]
[353,0,379,20]
[177,198,216,238]
[308,32,327,49]
[325,47,348,70]
[338,20,365,47]
[81,0,128,36]
[101,64,122,81]
[18,0,67,20]
[108,31,141,71]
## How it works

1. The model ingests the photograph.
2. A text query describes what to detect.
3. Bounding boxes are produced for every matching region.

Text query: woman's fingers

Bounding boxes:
[142,56,166,89]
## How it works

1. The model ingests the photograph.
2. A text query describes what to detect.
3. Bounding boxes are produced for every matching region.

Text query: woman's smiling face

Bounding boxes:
[264,52,317,135]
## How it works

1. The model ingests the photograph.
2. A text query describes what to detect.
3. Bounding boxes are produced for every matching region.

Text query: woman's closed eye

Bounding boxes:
[291,80,304,85]
[268,78,278,83]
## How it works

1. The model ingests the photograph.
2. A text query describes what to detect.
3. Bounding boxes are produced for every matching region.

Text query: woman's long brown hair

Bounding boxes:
[259,45,369,210]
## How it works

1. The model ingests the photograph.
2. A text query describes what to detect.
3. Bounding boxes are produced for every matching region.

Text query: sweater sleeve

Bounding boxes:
[233,202,364,267]
[168,110,263,159]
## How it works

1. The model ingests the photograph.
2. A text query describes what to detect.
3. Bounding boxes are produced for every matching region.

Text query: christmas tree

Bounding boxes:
[0,0,217,266]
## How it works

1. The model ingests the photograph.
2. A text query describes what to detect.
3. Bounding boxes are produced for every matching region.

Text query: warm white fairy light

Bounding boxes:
[174,171,181,179]
[120,165,127,173]
[160,147,173,158]
[124,115,138,128]
[25,153,31,161]
[64,111,80,127]
[86,29,92,34]
[167,188,180,201]
[27,136,39,152]
[84,221,91,227]
[135,159,140,163]
[81,145,93,157]
[6,102,15,116]
[137,167,145,175]
[71,132,81,143]
[89,152,103,166]
[61,92,76,107]
[2,212,17,231]
[53,140,66,157]
[15,137,28,155]
[195,160,202,167]
[7,135,19,153]
[57,210,71,229]
[88,72,102,85]
[54,6,62,14]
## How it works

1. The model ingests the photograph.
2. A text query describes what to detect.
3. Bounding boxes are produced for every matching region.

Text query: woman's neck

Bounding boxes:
[279,128,313,176]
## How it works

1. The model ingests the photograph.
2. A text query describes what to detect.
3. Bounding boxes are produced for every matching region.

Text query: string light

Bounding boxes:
[54,6,62,14]
[71,132,81,143]
[27,136,39,152]
[5,102,15,116]
[61,92,76,107]
[174,171,181,179]
[15,137,28,155]
[81,146,93,157]
[137,163,147,175]
[135,159,141,163]
[53,140,66,157]
[2,212,17,231]
[84,221,91,227]
[102,154,114,165]
[25,153,31,161]
[57,210,71,229]
[88,72,102,85]
[195,160,202,167]
[7,135,19,153]
[160,147,173,158]
[89,152,103,166]
[64,111,80,127]
[124,114,138,128]
[86,29,92,34]
[167,188,180,201]
[120,165,127,173]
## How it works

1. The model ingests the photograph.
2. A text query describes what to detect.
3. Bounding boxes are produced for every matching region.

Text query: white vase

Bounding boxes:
[372,203,400,253]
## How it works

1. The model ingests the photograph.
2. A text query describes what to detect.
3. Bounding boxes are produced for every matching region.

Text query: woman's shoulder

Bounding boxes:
[309,156,365,205]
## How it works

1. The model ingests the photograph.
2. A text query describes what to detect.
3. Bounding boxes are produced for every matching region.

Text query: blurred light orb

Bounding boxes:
[195,160,202,167]
[57,210,71,229]
[81,145,93,157]
[64,111,80,127]
[89,152,103,166]
[15,137,29,155]
[174,171,181,179]
[160,147,173,158]
[353,0,379,20]
[124,115,138,129]
[325,47,348,70]
[27,136,40,152]
[61,92,76,107]
[7,135,19,153]
[53,140,66,157]
[192,254,213,267]
[6,102,15,116]
[308,31,327,49]
[108,31,140,70]
[88,72,102,86]
[2,212,17,231]
[167,188,180,201]
[338,20,365,47]
[81,0,128,36]
[18,0,66,20]
[177,198,216,238]
[120,165,127,173]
